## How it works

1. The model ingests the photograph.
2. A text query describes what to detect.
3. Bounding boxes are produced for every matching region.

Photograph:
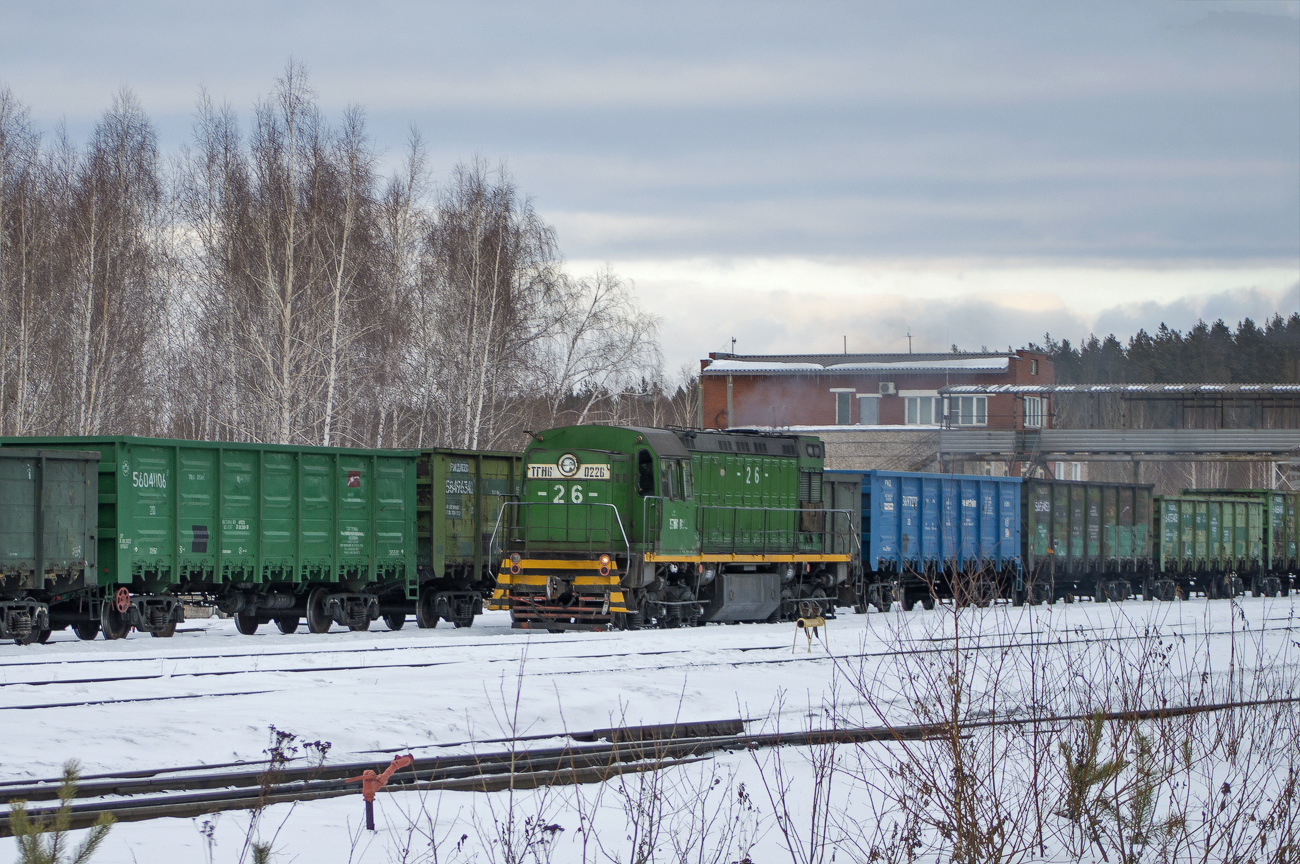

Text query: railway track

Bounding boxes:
[4,697,1295,837]
[0,622,1292,698]
[4,602,1292,671]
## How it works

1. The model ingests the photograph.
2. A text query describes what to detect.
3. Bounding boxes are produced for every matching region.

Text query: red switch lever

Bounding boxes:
[346,753,414,830]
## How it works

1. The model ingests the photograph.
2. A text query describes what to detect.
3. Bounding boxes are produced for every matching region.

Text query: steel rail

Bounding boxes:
[5,696,1297,836]
[1,624,1292,695]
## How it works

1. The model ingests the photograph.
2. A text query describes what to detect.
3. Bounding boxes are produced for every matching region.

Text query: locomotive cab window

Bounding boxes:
[660,460,677,500]
[636,450,655,496]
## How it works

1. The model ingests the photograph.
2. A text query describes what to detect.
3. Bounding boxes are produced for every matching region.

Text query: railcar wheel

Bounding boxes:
[13,629,39,646]
[920,593,935,611]
[234,613,259,635]
[275,616,300,635]
[383,613,406,631]
[101,598,131,641]
[35,629,52,644]
[416,594,438,629]
[452,614,474,628]
[150,622,177,638]
[73,620,100,641]
[348,618,371,632]
[874,585,893,613]
[306,588,332,634]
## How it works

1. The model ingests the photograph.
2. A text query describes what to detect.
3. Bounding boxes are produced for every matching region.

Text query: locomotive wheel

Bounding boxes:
[234,613,259,636]
[275,616,300,635]
[13,629,40,646]
[416,594,438,629]
[101,599,131,640]
[150,622,177,638]
[383,613,406,631]
[349,618,371,632]
[73,620,100,641]
[306,588,332,634]
[35,629,51,644]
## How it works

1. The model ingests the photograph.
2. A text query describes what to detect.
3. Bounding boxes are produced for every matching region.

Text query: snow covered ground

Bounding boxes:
[1,596,1295,863]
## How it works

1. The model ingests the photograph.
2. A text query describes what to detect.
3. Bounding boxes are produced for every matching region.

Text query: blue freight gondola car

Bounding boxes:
[829,470,1022,610]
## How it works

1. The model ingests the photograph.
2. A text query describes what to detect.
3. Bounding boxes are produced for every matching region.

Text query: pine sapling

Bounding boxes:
[9,760,114,864]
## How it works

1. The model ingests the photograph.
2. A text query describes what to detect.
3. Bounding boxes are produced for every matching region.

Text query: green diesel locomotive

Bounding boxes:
[489,425,857,631]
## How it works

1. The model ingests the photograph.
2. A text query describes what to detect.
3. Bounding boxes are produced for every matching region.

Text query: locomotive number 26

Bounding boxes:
[553,484,584,504]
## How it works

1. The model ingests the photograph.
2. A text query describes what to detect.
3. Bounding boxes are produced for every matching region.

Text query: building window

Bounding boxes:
[955,395,987,426]
[1056,461,1082,481]
[1024,396,1043,428]
[905,396,941,425]
[857,395,880,425]
[1030,358,1039,375]
[834,391,852,425]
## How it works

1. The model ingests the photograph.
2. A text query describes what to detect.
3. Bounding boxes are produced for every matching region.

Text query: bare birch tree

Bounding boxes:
[541,266,661,426]
[60,89,164,435]
[370,130,428,448]
[426,159,562,450]
[0,87,43,435]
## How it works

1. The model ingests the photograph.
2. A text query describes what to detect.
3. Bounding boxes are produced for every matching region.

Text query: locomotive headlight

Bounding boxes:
[510,552,522,574]
[599,553,612,576]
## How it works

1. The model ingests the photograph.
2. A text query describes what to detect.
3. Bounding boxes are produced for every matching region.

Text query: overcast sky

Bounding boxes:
[4,1,1298,373]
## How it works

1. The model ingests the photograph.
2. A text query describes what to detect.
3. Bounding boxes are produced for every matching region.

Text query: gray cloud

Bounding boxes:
[3,0,1296,359]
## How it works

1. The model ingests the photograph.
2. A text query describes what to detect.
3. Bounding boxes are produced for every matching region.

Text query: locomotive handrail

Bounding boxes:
[489,501,631,559]
[640,495,669,545]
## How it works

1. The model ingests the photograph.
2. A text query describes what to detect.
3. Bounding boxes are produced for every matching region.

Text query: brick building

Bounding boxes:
[699,350,1053,430]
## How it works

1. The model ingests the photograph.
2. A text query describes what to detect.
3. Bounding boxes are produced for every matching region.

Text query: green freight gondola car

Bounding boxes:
[1021,479,1153,602]
[0,449,99,643]
[0,436,418,638]
[411,448,522,628]
[1152,493,1267,599]
[490,425,855,631]
[1169,489,1290,596]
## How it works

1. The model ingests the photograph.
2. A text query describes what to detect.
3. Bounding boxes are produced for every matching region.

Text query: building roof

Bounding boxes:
[704,352,1012,375]
[940,384,1300,395]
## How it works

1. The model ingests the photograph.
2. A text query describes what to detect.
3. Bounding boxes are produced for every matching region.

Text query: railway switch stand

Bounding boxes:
[346,754,414,830]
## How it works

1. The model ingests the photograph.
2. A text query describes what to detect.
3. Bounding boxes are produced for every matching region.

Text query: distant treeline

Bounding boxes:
[1034,313,1300,384]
